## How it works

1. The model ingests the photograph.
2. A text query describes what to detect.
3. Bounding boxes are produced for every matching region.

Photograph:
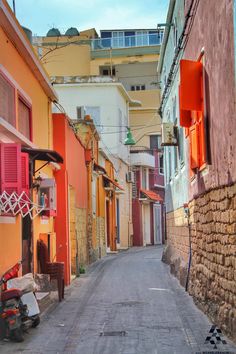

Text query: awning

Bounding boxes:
[21,147,63,163]
[140,189,163,202]
[94,162,106,174]
[103,175,124,191]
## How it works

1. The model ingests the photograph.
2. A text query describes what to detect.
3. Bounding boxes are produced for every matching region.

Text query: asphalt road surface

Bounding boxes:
[1,246,236,354]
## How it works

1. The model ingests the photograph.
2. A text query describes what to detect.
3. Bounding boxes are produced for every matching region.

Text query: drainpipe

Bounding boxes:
[184,203,192,292]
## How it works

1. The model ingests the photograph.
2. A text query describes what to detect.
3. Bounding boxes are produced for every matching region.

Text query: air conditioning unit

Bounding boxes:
[76,106,86,121]
[126,171,135,183]
[161,123,178,146]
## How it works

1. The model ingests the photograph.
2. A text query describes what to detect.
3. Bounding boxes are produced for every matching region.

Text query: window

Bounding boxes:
[0,68,32,140]
[124,32,135,47]
[38,178,56,216]
[0,73,15,126]
[85,106,101,132]
[100,66,116,76]
[101,31,112,48]
[112,31,124,48]
[0,143,29,196]
[150,135,161,150]
[136,31,148,46]
[149,31,158,45]
[159,153,164,174]
[131,85,145,91]
[18,96,31,140]
[173,18,178,49]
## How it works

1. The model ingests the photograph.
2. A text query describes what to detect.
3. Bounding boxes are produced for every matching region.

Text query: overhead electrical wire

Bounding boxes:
[158,0,200,117]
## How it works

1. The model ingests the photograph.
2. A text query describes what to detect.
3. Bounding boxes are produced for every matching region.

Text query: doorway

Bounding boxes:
[106,199,110,250]
[22,214,32,274]
[153,204,162,244]
[116,199,120,244]
[142,204,151,245]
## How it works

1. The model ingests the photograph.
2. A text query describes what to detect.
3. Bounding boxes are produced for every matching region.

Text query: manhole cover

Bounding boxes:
[100,331,126,337]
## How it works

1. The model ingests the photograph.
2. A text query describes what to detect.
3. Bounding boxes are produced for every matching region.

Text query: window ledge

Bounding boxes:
[0,117,35,148]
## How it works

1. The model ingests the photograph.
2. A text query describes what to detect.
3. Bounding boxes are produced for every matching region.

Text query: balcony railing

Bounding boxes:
[130,151,155,168]
[91,33,164,50]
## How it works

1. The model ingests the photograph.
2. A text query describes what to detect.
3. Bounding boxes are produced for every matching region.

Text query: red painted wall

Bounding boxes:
[53,113,88,285]
[132,199,143,246]
[184,0,236,197]
[65,120,87,208]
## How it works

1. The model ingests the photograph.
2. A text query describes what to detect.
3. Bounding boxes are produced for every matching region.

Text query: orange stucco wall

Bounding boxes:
[0,27,52,149]
[53,113,87,284]
[0,216,21,276]
[0,16,55,277]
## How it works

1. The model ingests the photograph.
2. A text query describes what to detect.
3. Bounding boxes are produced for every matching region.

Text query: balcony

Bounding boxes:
[91,33,163,50]
[130,151,155,168]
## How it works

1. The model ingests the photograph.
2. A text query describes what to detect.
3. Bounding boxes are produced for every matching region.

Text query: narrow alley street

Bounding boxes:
[1,246,235,354]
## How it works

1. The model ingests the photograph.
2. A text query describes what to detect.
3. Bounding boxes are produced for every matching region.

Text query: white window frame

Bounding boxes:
[135,30,148,46]
[112,31,124,48]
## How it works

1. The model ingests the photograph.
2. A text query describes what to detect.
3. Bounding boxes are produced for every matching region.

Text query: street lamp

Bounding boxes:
[124,128,136,146]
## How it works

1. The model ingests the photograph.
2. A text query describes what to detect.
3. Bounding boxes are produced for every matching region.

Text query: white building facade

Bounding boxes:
[53,79,139,249]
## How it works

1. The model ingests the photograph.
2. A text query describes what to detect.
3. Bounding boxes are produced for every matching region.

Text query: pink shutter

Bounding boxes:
[0,143,21,194]
[21,153,29,195]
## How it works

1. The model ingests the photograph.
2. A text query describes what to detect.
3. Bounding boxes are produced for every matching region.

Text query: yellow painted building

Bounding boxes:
[0,0,61,276]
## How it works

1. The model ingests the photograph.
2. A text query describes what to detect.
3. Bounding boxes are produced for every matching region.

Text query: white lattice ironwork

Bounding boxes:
[0,191,45,220]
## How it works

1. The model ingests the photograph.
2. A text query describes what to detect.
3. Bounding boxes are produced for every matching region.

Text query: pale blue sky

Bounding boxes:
[8,0,169,36]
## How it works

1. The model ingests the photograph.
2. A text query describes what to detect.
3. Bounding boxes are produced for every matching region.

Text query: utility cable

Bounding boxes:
[158,0,200,116]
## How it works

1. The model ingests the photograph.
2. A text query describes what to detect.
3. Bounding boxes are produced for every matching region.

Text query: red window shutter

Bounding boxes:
[179,59,203,112]
[179,85,192,128]
[189,124,199,170]
[21,153,29,195]
[197,111,206,168]
[0,143,21,194]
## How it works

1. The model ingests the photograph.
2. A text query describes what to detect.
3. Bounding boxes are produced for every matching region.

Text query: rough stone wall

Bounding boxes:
[75,208,88,268]
[96,216,106,258]
[188,183,236,341]
[162,207,190,286]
